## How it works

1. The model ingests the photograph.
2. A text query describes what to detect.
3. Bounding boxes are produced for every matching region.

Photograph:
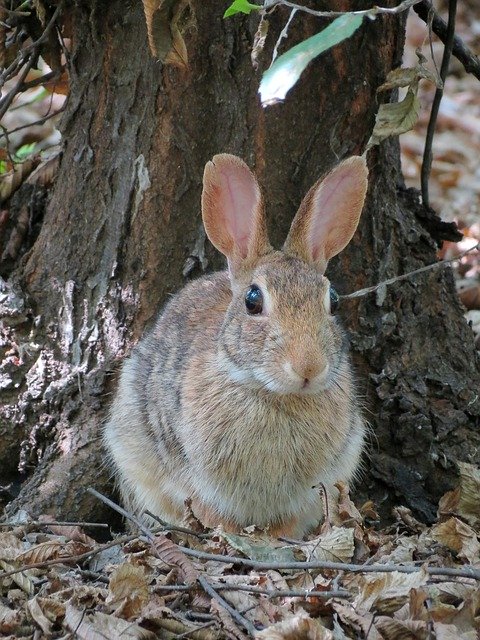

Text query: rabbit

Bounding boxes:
[103,153,369,537]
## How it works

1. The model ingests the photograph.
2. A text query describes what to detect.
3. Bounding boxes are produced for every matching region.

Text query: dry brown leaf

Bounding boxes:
[38,514,96,545]
[335,481,362,525]
[0,159,39,203]
[152,533,199,584]
[301,526,354,563]
[331,603,383,640]
[141,0,189,67]
[0,602,24,635]
[16,539,91,565]
[431,517,480,563]
[352,568,429,614]
[64,602,156,639]
[210,599,249,640]
[433,623,478,640]
[255,609,333,639]
[374,616,428,639]
[27,596,53,634]
[106,563,149,619]
[251,15,269,69]
[457,462,480,527]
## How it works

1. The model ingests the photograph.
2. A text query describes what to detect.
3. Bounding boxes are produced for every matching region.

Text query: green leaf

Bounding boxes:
[14,143,37,162]
[259,13,363,106]
[224,0,260,18]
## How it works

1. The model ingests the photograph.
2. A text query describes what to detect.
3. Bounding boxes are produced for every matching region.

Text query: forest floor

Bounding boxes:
[1,6,480,640]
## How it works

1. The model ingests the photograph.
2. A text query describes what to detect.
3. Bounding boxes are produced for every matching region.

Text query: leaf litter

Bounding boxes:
[0,464,479,638]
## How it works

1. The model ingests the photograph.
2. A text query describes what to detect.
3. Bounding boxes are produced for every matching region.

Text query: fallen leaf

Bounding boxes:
[106,563,150,619]
[301,526,355,563]
[431,517,480,563]
[256,609,333,639]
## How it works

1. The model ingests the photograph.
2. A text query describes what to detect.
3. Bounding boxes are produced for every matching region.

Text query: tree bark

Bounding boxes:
[1,0,479,524]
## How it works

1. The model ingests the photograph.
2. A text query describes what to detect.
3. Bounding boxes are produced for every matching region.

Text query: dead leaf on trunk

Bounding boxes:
[141,0,191,68]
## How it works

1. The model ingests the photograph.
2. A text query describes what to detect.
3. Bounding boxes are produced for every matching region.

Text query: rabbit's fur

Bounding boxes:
[104,154,369,537]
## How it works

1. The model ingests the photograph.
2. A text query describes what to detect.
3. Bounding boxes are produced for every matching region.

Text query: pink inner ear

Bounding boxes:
[309,158,368,262]
[215,162,261,258]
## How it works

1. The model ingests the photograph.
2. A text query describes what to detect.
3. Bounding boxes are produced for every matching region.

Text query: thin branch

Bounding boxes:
[413,0,480,81]
[271,7,297,64]
[0,52,36,120]
[264,0,423,20]
[144,509,212,539]
[198,574,256,637]
[154,583,350,599]
[0,528,166,580]
[0,105,65,140]
[340,242,479,300]
[177,546,480,581]
[421,0,457,207]
[0,520,109,528]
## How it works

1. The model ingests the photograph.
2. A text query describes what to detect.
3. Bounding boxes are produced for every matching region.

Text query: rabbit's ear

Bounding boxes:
[284,156,368,273]
[202,154,271,271]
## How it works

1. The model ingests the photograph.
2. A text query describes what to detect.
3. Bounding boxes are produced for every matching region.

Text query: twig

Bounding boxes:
[154,583,350,599]
[198,574,256,637]
[340,242,479,300]
[0,105,65,140]
[0,6,31,16]
[271,7,297,64]
[0,528,165,580]
[264,0,423,19]
[144,509,211,539]
[0,52,36,120]
[0,520,109,528]
[0,2,63,89]
[413,0,480,81]
[420,0,457,208]
[87,487,157,542]
[177,547,480,581]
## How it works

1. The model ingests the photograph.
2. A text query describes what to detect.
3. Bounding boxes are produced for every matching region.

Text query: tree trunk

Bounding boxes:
[1,0,479,524]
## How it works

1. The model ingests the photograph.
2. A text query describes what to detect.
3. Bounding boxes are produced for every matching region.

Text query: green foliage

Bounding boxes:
[259,13,363,105]
[224,0,260,18]
[14,142,36,162]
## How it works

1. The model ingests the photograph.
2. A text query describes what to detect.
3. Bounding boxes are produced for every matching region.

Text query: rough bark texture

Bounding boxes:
[0,0,479,524]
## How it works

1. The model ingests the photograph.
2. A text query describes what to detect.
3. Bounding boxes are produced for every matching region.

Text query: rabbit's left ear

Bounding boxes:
[284,156,368,273]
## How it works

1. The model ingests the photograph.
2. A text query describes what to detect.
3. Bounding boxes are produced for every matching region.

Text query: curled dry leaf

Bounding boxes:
[301,526,354,563]
[251,16,269,69]
[331,603,382,640]
[431,517,480,563]
[256,609,333,639]
[374,616,428,639]
[351,568,429,614]
[106,563,149,619]
[0,159,40,204]
[457,462,480,527]
[27,595,65,635]
[210,599,249,640]
[152,533,198,584]
[141,0,190,68]
[38,514,96,546]
[16,539,92,565]
[335,481,362,525]
[0,601,24,635]
[65,602,156,639]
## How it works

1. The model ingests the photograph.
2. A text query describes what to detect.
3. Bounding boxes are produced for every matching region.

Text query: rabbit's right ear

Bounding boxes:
[202,154,271,272]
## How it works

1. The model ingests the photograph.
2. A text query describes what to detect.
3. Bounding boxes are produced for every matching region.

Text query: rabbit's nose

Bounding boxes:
[288,355,329,383]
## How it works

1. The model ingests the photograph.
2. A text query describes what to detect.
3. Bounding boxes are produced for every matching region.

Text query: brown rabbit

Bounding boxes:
[104,154,369,537]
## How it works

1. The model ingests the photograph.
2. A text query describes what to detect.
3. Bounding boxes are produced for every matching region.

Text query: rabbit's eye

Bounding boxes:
[330,286,339,314]
[245,285,263,315]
